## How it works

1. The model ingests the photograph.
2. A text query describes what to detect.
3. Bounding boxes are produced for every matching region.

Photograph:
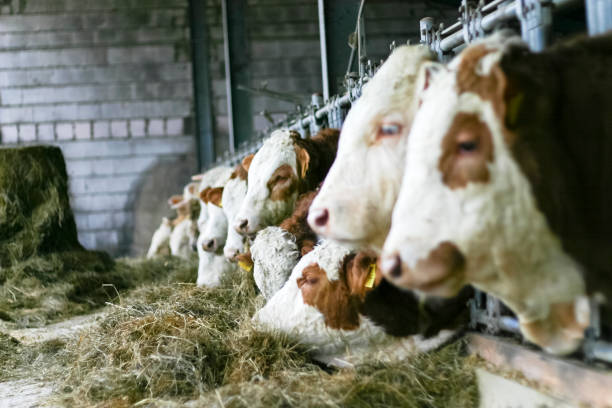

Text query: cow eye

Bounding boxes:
[458,140,478,153]
[306,277,319,285]
[377,123,401,138]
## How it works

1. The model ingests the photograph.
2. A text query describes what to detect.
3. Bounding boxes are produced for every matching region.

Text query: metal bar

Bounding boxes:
[221,0,235,155]
[586,0,612,35]
[318,0,330,102]
[189,0,216,169]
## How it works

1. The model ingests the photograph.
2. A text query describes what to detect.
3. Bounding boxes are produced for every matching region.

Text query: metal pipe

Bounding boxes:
[591,341,612,363]
[318,0,330,101]
[498,317,521,333]
[221,0,235,154]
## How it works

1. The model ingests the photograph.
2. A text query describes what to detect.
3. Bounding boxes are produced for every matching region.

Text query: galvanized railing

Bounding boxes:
[211,0,612,363]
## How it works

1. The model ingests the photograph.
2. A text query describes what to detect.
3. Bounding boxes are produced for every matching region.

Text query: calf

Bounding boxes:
[168,183,200,259]
[308,45,434,252]
[254,241,464,363]
[146,217,172,258]
[234,128,339,236]
[381,33,612,354]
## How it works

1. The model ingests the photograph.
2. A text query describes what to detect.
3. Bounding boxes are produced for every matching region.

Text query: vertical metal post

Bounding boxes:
[586,0,612,35]
[221,0,252,153]
[189,0,216,169]
[517,0,553,52]
[318,0,330,102]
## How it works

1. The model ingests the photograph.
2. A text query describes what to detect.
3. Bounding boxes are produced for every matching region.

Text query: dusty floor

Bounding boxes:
[0,312,105,408]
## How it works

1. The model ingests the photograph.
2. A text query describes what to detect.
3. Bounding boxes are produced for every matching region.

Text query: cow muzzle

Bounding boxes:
[380,241,466,297]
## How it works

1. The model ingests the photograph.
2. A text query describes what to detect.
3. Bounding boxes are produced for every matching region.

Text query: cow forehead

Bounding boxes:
[221,178,247,216]
[249,131,297,189]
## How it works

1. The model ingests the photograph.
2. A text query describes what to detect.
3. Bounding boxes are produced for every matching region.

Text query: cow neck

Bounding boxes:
[292,129,339,193]
[499,37,612,300]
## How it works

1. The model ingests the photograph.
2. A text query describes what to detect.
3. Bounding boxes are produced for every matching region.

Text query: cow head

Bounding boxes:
[223,158,251,260]
[308,45,433,252]
[199,187,226,253]
[253,241,388,359]
[234,129,308,235]
[380,35,588,354]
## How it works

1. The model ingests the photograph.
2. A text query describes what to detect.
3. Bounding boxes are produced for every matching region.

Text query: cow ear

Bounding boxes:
[168,195,183,207]
[418,61,445,92]
[345,252,381,299]
[294,145,310,180]
[207,187,224,207]
[199,187,211,202]
[241,154,255,172]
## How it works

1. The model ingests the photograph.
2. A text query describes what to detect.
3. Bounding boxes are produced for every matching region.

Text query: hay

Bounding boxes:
[58,270,478,407]
[0,146,199,327]
[0,146,82,265]
[0,254,198,328]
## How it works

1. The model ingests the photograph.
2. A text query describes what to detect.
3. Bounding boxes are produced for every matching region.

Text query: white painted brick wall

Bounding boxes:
[0,1,195,255]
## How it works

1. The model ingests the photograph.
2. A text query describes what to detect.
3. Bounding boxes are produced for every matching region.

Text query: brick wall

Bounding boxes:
[0,0,196,256]
[203,0,457,148]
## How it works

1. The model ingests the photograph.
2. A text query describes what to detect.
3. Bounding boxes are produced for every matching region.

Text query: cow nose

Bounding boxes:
[381,253,403,279]
[236,219,249,234]
[310,208,329,227]
[204,239,216,251]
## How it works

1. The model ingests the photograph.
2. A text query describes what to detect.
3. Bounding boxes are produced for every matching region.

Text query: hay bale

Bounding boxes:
[0,146,81,265]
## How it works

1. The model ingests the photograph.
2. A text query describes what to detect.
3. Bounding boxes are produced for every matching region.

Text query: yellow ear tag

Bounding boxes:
[218,201,223,208]
[238,260,253,272]
[507,92,524,126]
[364,264,377,289]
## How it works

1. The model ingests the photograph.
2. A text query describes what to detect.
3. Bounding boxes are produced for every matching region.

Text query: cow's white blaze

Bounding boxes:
[383,40,587,354]
[235,129,299,234]
[309,45,432,252]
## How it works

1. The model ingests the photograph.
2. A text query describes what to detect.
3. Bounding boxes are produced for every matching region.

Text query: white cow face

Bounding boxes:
[309,45,433,252]
[234,129,304,235]
[197,187,226,253]
[221,176,249,260]
[381,39,588,354]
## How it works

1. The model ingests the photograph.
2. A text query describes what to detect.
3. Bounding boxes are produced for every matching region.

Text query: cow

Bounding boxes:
[253,240,464,364]
[250,190,320,299]
[196,186,237,287]
[168,182,200,259]
[381,32,612,355]
[146,217,172,258]
[308,45,434,252]
[234,128,339,236]
[198,157,253,259]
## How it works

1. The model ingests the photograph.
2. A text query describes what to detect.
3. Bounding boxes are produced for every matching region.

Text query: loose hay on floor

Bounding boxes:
[57,269,478,407]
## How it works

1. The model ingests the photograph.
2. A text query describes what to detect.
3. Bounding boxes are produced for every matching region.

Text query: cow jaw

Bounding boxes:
[383,56,588,353]
[235,129,300,235]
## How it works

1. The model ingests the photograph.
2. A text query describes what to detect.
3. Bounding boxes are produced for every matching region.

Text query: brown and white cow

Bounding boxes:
[234,128,339,235]
[254,240,467,363]
[308,45,434,252]
[381,33,612,354]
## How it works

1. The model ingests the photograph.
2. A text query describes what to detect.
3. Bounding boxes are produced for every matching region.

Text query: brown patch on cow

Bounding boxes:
[279,190,319,255]
[231,160,249,181]
[171,213,188,228]
[267,164,298,201]
[520,301,587,351]
[456,44,508,118]
[168,194,184,208]
[438,113,494,189]
[236,251,253,271]
[241,153,255,173]
[204,187,224,207]
[291,128,340,193]
[297,263,360,330]
[199,187,211,202]
[344,251,381,301]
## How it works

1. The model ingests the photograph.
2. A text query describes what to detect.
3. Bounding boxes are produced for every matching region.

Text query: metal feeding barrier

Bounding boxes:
[212,0,612,364]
